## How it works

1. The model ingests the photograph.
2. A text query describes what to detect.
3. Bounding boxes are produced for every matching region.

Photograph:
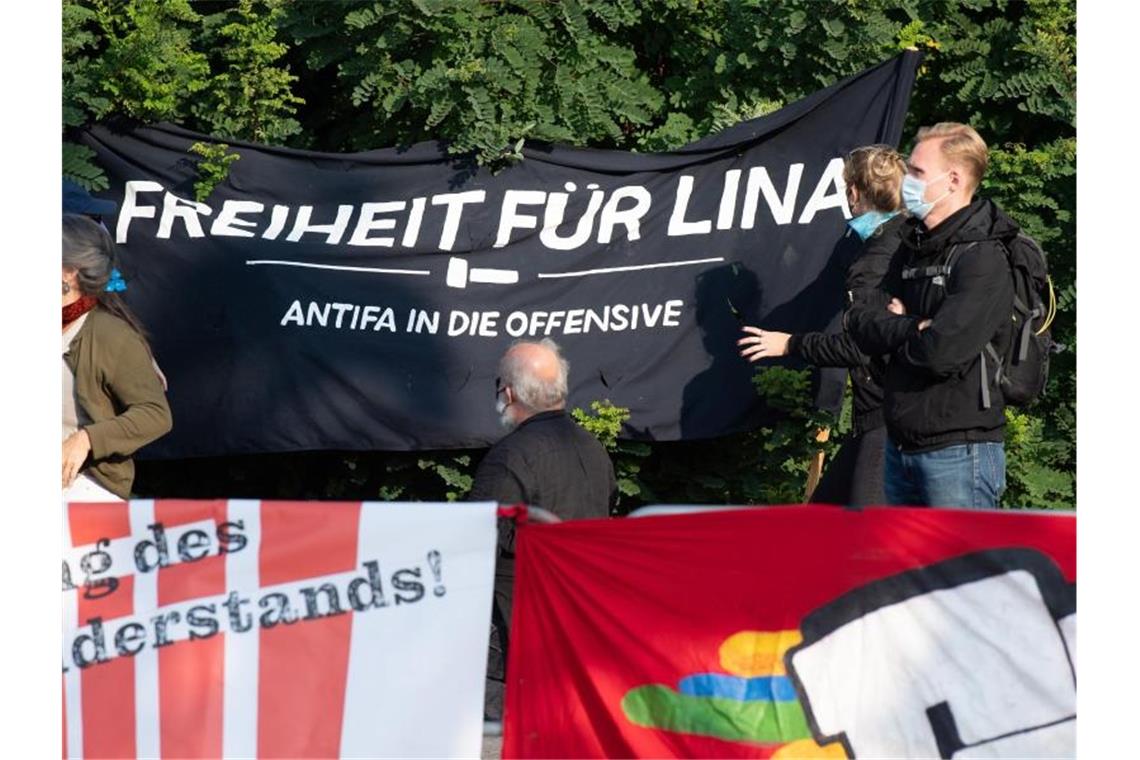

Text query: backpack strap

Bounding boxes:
[979,350,990,410]
[901,242,977,284]
[1005,256,1044,363]
[980,342,1005,410]
[1017,304,1041,362]
[901,264,952,281]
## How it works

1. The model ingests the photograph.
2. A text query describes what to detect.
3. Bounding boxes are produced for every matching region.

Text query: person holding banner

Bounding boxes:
[736,145,907,506]
[63,214,172,501]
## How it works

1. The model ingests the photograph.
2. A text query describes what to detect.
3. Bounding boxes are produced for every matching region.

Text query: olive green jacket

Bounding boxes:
[64,308,172,498]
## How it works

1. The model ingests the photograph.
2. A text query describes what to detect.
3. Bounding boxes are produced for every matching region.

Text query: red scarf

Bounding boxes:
[63,296,98,328]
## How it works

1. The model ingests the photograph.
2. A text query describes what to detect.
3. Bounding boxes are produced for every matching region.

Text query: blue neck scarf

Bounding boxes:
[847,210,899,241]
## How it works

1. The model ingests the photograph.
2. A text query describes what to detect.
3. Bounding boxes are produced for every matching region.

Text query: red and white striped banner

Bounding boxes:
[62,499,497,759]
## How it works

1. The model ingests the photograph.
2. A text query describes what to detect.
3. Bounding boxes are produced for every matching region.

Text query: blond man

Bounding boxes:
[848,123,1016,509]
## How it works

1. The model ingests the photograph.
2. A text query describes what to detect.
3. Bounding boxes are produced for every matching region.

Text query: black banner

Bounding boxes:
[79,52,919,457]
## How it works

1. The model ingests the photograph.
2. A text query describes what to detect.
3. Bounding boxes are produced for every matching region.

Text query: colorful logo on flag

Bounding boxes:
[504,506,1077,758]
[622,630,844,757]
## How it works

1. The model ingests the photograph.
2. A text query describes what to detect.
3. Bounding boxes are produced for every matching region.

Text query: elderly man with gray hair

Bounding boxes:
[471,338,616,516]
[472,338,616,721]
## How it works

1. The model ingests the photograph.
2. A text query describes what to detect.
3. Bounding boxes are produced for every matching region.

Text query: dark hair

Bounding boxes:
[62,214,153,348]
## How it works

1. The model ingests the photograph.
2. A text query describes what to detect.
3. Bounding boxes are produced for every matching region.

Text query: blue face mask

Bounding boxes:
[902,172,950,220]
[847,210,899,241]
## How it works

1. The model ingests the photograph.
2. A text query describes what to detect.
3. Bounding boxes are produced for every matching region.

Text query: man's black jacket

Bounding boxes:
[788,214,907,435]
[470,410,616,519]
[471,410,615,561]
[847,198,1016,452]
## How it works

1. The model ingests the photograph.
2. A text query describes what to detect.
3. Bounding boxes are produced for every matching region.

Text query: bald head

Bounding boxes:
[498,339,570,425]
[506,340,562,380]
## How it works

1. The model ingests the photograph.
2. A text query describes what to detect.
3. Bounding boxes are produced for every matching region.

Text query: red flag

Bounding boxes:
[503,505,1076,758]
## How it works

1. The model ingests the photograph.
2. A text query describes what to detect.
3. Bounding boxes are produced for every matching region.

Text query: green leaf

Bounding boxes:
[617,478,641,497]
[63,142,108,190]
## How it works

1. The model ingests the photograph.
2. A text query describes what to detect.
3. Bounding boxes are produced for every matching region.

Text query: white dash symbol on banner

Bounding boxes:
[245,260,431,276]
[446,257,520,289]
[537,257,726,279]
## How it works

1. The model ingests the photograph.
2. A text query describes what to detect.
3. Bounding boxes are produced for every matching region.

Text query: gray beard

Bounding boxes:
[498,409,518,431]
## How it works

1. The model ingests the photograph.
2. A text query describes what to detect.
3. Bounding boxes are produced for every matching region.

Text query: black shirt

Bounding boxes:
[847,198,1016,452]
[788,214,907,435]
[469,409,617,520]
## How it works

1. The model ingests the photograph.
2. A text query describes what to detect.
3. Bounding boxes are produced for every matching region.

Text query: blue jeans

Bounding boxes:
[884,440,1006,509]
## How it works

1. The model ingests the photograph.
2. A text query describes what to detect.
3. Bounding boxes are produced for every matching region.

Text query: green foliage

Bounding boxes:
[62,0,302,192]
[744,367,841,504]
[62,1,108,129]
[188,142,241,202]
[63,143,108,191]
[63,0,209,186]
[282,0,662,165]
[895,20,939,52]
[193,0,304,144]
[984,137,1076,501]
[584,367,841,511]
[571,399,629,451]
[86,0,211,123]
[416,454,474,502]
[369,451,478,502]
[572,400,651,509]
[71,0,1076,508]
[1003,408,1074,508]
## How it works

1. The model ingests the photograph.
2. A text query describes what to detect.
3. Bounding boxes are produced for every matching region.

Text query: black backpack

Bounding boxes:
[980,233,1058,409]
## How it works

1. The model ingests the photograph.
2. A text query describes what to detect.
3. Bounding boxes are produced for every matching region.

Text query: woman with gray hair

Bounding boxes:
[62,213,172,501]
